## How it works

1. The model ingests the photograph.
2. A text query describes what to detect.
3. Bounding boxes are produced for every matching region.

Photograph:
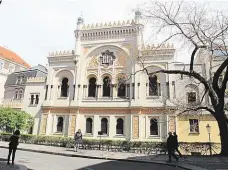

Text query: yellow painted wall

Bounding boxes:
[177,114,220,143]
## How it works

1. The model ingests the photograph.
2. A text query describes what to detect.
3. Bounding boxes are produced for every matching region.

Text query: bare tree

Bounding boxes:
[133,1,228,155]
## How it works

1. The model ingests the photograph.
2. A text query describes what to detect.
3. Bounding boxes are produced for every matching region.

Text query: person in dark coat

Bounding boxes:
[167,132,178,162]
[74,129,83,152]
[7,130,20,165]
[173,132,182,157]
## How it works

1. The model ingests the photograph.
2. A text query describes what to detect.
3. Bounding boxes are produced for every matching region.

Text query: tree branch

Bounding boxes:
[200,89,208,103]
[148,69,219,106]
[213,57,228,94]
[221,66,228,91]
[181,106,215,115]
[190,46,199,71]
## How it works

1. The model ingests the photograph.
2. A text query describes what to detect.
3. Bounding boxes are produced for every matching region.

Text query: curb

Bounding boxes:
[0,146,206,170]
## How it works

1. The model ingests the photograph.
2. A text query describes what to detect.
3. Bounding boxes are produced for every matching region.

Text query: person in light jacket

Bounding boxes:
[74,129,83,152]
[7,130,20,165]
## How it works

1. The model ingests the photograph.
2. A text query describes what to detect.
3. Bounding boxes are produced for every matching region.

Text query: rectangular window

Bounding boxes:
[9,65,14,73]
[30,93,39,106]
[187,92,196,103]
[189,119,199,133]
[16,76,23,84]
[0,62,3,71]
[19,90,23,99]
[35,94,39,104]
[30,95,34,105]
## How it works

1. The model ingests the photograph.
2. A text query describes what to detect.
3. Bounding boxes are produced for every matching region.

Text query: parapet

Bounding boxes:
[141,43,174,50]
[81,20,135,30]
[27,77,46,83]
[48,50,75,57]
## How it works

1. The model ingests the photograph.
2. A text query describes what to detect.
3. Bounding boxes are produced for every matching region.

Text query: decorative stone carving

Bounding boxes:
[98,50,116,67]
[88,56,99,67]
[133,116,139,138]
[70,115,76,135]
[168,116,176,132]
[40,114,48,134]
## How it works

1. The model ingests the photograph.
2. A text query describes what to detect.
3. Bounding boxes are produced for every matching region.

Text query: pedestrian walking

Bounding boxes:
[167,132,178,162]
[173,132,182,157]
[74,129,83,152]
[7,130,20,165]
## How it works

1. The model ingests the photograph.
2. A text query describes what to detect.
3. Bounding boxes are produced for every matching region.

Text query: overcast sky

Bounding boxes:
[0,0,227,67]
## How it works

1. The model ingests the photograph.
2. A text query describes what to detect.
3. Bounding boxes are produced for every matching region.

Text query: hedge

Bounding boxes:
[0,133,220,155]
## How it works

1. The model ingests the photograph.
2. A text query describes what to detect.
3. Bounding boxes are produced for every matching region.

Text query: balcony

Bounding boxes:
[2,99,23,109]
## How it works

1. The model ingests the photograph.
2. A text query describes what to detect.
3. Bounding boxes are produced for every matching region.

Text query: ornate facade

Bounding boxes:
[40,11,178,142]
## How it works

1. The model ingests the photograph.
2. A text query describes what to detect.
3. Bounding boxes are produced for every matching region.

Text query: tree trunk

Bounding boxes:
[215,109,228,155]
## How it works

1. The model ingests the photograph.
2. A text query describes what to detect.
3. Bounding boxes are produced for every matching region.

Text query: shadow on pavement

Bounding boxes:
[75,158,183,170]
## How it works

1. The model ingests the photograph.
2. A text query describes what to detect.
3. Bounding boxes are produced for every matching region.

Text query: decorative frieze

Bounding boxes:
[69,115,76,136]
[40,114,48,134]
[132,116,139,138]
[168,116,176,133]
[82,20,135,30]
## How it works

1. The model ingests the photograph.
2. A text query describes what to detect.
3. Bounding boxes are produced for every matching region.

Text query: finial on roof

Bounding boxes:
[77,11,84,25]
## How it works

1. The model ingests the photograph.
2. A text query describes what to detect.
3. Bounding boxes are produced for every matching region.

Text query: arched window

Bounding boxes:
[61,78,68,97]
[117,84,126,97]
[150,118,158,135]
[88,77,96,97]
[101,118,108,135]
[30,95,34,105]
[57,117,64,133]
[86,118,93,134]
[14,91,18,99]
[103,77,111,97]
[149,75,158,96]
[116,118,124,135]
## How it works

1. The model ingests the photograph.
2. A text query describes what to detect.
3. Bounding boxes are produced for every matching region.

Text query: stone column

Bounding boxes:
[46,114,53,135]
[40,114,48,135]
[113,85,117,98]
[98,85,102,98]
[64,115,70,137]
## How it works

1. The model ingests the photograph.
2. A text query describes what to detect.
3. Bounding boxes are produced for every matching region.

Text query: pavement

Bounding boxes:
[0,158,27,170]
[0,148,184,170]
[0,141,227,170]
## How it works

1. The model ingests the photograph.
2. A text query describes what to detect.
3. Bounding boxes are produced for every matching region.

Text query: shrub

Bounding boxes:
[0,133,220,155]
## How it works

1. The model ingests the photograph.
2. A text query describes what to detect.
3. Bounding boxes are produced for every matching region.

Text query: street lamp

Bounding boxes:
[206,124,212,155]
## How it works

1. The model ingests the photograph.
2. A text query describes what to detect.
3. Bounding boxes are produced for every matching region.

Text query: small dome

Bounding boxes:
[135,10,142,16]
[77,17,84,23]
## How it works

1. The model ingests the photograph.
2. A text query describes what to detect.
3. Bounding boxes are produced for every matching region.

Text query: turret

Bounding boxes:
[135,10,142,24]
[75,16,84,55]
[134,10,144,50]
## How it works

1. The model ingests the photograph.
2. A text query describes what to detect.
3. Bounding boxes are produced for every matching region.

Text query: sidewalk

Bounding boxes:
[0,141,227,170]
[0,159,27,170]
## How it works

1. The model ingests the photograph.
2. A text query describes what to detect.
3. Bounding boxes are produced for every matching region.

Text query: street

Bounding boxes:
[0,148,183,170]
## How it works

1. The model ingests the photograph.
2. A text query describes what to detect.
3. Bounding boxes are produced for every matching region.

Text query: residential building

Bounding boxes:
[0,46,30,104]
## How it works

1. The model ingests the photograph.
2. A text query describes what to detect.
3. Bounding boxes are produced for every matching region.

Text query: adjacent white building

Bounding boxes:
[3,65,47,134]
